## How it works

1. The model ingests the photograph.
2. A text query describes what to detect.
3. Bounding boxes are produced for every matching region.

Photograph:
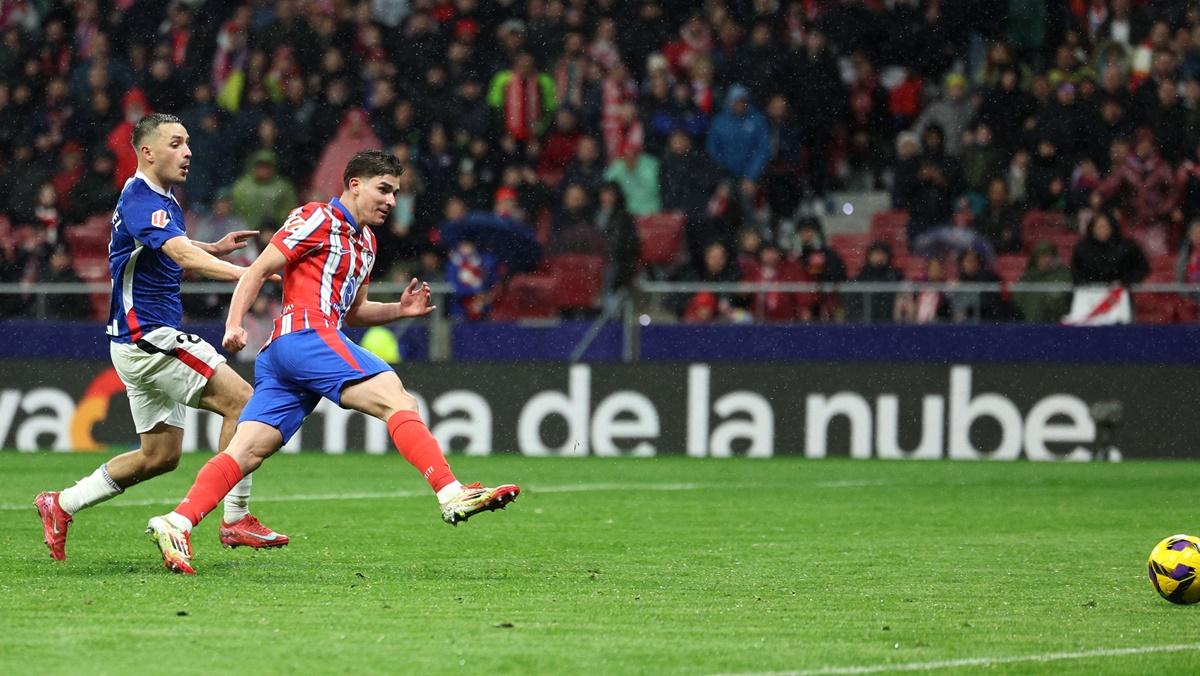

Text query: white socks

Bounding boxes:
[222,474,253,524]
[436,481,464,504]
[58,464,122,514]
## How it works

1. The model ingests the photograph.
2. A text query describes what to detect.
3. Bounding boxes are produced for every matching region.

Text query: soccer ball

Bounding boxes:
[1147,534,1200,605]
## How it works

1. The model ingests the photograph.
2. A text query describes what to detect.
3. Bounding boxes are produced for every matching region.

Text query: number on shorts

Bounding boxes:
[176,333,201,344]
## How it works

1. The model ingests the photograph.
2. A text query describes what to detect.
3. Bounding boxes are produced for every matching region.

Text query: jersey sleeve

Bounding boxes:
[270,204,329,262]
[121,201,186,250]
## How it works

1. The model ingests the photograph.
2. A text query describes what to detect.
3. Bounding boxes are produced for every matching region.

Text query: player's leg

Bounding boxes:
[34,344,186,561]
[147,350,315,574]
[195,363,287,548]
[147,421,285,575]
[339,370,519,525]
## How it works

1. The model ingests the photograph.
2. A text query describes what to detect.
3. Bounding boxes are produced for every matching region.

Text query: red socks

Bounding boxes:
[173,453,244,526]
[387,410,456,492]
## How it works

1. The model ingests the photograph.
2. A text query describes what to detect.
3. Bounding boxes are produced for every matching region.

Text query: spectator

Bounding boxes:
[913,73,975,157]
[790,217,848,321]
[850,242,903,323]
[229,150,297,233]
[1028,137,1069,211]
[189,189,251,263]
[1176,220,1200,302]
[1098,132,1174,253]
[38,244,92,320]
[310,108,383,200]
[1015,240,1073,322]
[896,258,952,324]
[960,123,1006,196]
[537,108,584,185]
[595,182,640,297]
[561,135,606,196]
[705,85,770,207]
[976,177,1024,254]
[550,183,602,254]
[744,241,810,322]
[373,169,431,276]
[1071,211,1150,285]
[71,150,119,221]
[604,143,661,217]
[785,29,842,206]
[977,67,1037,153]
[660,129,723,225]
[446,240,499,321]
[675,241,742,323]
[846,53,891,189]
[487,52,557,143]
[952,249,1013,322]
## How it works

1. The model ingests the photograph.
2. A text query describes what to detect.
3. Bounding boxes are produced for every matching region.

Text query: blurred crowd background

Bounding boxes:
[2,0,1200,324]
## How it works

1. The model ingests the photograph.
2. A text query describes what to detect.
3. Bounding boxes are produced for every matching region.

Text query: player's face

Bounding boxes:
[354,174,399,227]
[150,123,191,185]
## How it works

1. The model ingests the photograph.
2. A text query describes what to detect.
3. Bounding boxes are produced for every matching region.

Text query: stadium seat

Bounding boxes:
[636,212,686,268]
[1134,293,1183,324]
[829,233,872,278]
[869,210,909,251]
[994,255,1027,283]
[897,255,929,280]
[1020,210,1069,250]
[548,253,606,311]
[490,273,559,320]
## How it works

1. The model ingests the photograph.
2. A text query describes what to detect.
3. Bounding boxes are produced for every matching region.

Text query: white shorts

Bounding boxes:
[109,327,227,433]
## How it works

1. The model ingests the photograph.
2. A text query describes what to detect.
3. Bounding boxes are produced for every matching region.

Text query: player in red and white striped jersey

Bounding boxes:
[147,150,518,574]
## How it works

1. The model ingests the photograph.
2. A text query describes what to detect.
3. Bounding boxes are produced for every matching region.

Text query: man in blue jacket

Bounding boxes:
[705,85,771,220]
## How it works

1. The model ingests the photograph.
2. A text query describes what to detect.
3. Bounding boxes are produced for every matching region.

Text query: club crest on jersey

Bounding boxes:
[150,210,170,228]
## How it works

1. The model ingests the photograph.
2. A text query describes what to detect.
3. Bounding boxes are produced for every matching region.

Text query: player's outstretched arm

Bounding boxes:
[192,230,259,258]
[223,244,287,353]
[161,235,246,281]
[344,278,435,327]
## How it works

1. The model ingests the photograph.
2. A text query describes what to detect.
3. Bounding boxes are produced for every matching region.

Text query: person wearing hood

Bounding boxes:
[1070,211,1149,286]
[912,72,975,157]
[705,84,771,204]
[229,149,298,231]
[1016,240,1073,322]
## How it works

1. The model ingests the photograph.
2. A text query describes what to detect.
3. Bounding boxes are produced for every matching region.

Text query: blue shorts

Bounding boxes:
[239,328,393,443]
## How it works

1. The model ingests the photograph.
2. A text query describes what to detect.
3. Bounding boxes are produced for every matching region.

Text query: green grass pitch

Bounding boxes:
[2,452,1199,675]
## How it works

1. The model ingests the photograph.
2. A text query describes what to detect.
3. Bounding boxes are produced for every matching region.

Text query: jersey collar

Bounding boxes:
[329,197,361,233]
[134,170,172,197]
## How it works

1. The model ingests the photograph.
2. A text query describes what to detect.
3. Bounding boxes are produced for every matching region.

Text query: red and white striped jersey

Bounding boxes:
[267,197,377,342]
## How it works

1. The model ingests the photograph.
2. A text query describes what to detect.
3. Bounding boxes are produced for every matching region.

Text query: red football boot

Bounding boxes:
[219,514,290,549]
[34,491,72,561]
[440,482,520,525]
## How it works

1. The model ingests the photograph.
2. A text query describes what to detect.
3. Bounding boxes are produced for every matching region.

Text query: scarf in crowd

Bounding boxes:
[504,73,542,141]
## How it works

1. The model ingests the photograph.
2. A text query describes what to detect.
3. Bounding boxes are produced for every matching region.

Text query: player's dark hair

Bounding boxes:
[343,150,404,187]
[131,113,183,149]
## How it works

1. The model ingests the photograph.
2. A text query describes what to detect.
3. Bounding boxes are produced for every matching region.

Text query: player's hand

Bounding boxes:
[397,277,435,317]
[212,230,258,256]
[223,326,248,353]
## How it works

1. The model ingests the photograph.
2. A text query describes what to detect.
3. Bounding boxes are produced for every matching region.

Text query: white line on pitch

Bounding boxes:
[719,643,1200,675]
[0,481,748,511]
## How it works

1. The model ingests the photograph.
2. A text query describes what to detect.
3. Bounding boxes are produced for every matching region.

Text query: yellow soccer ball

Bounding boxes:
[1148,534,1200,605]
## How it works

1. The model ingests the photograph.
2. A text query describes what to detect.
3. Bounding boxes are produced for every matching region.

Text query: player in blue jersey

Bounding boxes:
[34,113,287,560]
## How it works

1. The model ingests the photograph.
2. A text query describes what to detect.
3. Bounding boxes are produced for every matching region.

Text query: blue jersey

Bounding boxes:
[106,172,188,343]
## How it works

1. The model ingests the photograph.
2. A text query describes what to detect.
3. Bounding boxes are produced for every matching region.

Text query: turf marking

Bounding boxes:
[0,481,747,511]
[724,643,1200,675]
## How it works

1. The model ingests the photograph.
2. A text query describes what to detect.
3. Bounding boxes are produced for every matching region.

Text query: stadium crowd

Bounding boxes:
[1,0,1199,323]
